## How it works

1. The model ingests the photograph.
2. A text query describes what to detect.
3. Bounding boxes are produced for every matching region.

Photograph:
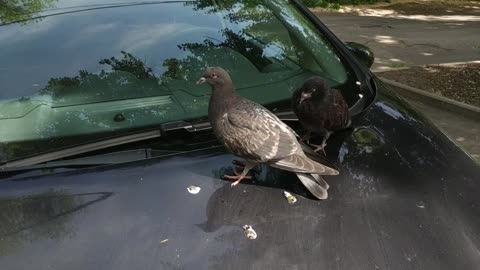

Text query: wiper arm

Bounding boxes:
[0,118,222,171]
[0,110,306,171]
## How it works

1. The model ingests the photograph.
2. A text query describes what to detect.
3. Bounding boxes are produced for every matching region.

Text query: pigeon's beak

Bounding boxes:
[196,77,206,85]
[299,93,311,104]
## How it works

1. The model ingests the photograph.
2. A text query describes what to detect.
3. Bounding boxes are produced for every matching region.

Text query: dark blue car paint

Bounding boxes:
[1,78,479,269]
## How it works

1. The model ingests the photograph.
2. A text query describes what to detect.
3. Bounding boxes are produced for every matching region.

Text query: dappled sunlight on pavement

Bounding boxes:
[339,7,480,22]
[315,9,480,70]
[374,35,399,44]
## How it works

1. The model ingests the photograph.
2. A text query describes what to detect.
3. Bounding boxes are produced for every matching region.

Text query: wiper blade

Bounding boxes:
[0,110,305,171]
[160,120,213,132]
[1,130,162,170]
[0,149,182,172]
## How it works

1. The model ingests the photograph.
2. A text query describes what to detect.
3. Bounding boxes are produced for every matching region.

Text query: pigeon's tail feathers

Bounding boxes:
[300,142,339,171]
[296,173,328,200]
[270,154,339,175]
[312,174,330,190]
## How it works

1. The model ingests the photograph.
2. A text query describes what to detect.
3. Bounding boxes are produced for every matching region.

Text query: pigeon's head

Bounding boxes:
[196,67,232,88]
[298,76,329,104]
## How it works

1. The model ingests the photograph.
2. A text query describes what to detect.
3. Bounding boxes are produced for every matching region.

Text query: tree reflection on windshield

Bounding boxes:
[161,28,290,83]
[0,0,58,25]
[0,0,352,163]
[99,51,156,80]
[40,51,158,99]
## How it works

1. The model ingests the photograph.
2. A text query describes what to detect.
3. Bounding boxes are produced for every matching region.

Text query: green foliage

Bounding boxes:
[163,0,285,80]
[99,51,156,80]
[39,51,158,99]
[301,0,388,8]
[301,0,329,8]
[0,0,58,24]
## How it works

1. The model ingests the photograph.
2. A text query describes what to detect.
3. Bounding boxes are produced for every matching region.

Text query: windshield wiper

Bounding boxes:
[0,149,181,172]
[0,119,212,171]
[1,111,292,171]
[0,109,359,172]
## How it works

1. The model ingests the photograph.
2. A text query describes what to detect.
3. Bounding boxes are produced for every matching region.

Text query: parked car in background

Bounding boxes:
[1,0,479,269]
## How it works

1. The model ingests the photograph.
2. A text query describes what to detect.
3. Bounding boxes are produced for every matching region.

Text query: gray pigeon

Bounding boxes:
[197,67,339,200]
[292,76,351,154]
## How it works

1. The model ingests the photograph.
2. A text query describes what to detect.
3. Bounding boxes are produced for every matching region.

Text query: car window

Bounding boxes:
[0,0,358,162]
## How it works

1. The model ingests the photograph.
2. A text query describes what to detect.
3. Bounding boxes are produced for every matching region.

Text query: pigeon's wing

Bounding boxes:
[330,89,351,129]
[270,154,339,175]
[221,100,300,162]
[221,98,338,175]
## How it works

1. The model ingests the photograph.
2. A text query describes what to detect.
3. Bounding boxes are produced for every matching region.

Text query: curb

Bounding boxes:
[432,60,480,67]
[379,77,480,121]
[372,67,410,73]
[372,60,480,73]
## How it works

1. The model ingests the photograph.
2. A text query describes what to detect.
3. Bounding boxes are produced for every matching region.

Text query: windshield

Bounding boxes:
[0,0,359,162]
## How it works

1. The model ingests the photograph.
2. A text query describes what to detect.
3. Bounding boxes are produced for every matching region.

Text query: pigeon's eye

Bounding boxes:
[211,73,218,79]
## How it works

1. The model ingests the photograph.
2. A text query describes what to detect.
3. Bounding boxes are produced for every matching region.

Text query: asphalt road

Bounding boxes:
[317,13,480,70]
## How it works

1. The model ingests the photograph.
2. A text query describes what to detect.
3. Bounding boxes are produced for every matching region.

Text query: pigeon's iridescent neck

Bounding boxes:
[208,83,236,120]
[212,82,235,95]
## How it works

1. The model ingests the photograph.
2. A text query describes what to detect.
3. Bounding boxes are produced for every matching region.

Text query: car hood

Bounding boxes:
[0,78,479,269]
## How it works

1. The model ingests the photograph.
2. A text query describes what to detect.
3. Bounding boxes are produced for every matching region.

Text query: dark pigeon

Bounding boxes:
[197,67,339,200]
[292,76,351,153]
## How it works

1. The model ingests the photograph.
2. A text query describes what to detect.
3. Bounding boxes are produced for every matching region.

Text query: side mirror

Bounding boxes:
[344,41,375,69]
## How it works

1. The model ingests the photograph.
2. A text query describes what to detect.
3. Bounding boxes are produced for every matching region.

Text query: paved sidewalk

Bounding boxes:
[316,12,480,71]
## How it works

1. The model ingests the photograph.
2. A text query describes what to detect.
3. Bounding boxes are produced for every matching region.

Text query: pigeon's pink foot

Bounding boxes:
[223,174,252,187]
[223,160,257,187]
